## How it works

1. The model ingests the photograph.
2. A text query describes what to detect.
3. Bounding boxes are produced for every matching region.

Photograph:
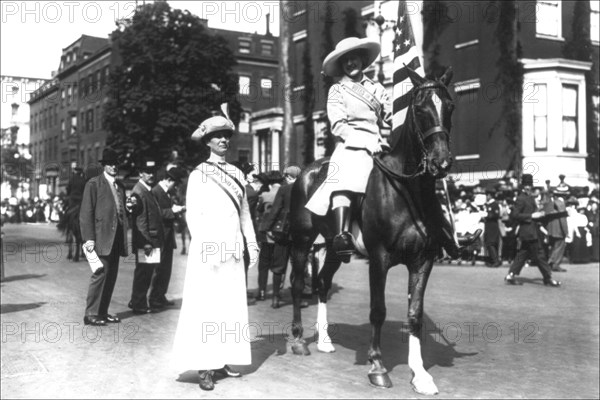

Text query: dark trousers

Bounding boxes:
[130,250,159,309]
[547,236,567,268]
[257,242,290,295]
[85,225,123,317]
[508,239,553,281]
[486,243,501,265]
[149,246,174,304]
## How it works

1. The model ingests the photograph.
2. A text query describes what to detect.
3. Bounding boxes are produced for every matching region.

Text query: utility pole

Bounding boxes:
[280,0,294,167]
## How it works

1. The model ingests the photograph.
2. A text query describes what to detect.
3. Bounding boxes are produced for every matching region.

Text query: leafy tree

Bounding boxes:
[104,1,241,169]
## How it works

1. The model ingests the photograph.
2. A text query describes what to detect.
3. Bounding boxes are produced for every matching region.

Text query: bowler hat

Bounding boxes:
[139,159,158,173]
[322,37,381,77]
[191,116,235,142]
[100,148,120,166]
[166,166,187,183]
[566,196,579,206]
[520,174,534,187]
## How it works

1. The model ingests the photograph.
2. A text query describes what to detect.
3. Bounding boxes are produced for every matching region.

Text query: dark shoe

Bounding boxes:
[149,301,165,309]
[162,298,175,306]
[215,365,242,378]
[552,267,567,272]
[504,273,518,285]
[255,290,266,301]
[198,370,215,391]
[83,316,107,326]
[458,229,483,246]
[103,314,121,323]
[128,301,133,309]
[543,278,561,287]
[132,307,154,315]
[492,261,502,268]
[300,300,309,309]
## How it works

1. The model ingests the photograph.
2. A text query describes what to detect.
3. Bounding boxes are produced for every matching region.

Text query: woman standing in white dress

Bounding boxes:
[172,113,259,391]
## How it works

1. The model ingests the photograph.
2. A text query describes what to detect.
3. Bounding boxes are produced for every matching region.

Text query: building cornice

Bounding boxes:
[521,58,593,72]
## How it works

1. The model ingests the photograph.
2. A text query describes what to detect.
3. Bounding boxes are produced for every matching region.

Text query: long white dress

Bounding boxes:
[172,160,257,371]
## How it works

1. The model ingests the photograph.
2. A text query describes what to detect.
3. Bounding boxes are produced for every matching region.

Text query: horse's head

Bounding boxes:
[407,67,454,179]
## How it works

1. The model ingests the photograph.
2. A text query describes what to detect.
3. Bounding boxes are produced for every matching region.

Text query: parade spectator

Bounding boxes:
[172,114,258,391]
[254,170,284,301]
[544,186,569,272]
[240,162,261,302]
[128,159,164,314]
[483,189,502,268]
[566,197,590,264]
[260,166,301,309]
[80,147,130,326]
[504,174,560,287]
[148,167,187,309]
[586,195,599,262]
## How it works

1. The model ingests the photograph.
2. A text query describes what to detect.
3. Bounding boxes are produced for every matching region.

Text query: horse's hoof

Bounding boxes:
[411,375,439,395]
[368,372,393,389]
[317,342,336,353]
[290,340,311,356]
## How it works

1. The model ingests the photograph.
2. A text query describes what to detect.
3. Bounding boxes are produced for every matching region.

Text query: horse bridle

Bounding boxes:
[411,81,452,147]
[373,80,453,182]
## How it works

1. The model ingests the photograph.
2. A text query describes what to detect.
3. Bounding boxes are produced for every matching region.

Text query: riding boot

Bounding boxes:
[441,226,482,260]
[332,206,354,261]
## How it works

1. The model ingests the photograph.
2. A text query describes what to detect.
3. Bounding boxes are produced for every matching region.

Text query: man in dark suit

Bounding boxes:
[148,167,187,308]
[504,174,561,287]
[483,189,502,268]
[544,186,569,272]
[128,160,165,314]
[80,148,129,326]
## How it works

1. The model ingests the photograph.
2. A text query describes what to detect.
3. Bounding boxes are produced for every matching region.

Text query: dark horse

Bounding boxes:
[57,201,83,262]
[288,67,456,394]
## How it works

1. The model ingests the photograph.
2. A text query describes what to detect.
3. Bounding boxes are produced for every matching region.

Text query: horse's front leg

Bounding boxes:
[289,241,313,355]
[315,243,342,353]
[407,256,438,395]
[367,248,393,388]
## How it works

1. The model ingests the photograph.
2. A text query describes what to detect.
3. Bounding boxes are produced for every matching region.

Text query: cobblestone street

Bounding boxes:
[1,223,599,398]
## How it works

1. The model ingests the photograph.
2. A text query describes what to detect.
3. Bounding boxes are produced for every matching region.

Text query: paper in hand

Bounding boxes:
[82,245,104,273]
[137,248,161,264]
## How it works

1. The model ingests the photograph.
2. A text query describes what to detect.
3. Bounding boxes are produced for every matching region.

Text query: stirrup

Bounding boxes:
[333,232,354,262]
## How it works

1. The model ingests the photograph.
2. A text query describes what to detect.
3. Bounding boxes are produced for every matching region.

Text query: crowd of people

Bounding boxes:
[437,174,599,268]
[1,196,64,224]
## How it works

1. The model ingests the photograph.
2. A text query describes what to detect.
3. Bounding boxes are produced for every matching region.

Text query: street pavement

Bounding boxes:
[1,223,599,399]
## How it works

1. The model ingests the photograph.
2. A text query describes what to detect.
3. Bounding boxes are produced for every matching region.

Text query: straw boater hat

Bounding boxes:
[322,37,381,77]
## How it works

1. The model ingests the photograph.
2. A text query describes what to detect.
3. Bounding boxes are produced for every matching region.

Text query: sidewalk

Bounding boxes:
[1,223,599,398]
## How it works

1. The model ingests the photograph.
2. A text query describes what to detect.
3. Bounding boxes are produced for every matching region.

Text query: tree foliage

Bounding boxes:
[104,1,241,169]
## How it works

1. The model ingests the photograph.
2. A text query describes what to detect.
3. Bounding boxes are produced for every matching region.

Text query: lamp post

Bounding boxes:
[363,8,396,84]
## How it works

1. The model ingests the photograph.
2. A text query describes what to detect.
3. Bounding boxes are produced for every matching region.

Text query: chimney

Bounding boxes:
[266,13,270,35]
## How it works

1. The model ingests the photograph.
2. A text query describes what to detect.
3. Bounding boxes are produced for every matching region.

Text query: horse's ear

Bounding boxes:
[440,67,453,86]
[405,65,425,86]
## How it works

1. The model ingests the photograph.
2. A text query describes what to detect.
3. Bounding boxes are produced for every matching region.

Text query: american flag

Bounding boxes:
[392,1,425,137]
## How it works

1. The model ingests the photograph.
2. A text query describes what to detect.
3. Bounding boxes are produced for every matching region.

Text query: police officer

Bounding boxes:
[504,174,561,287]
[483,189,502,268]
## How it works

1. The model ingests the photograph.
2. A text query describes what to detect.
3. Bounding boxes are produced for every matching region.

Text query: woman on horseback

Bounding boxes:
[306,37,392,257]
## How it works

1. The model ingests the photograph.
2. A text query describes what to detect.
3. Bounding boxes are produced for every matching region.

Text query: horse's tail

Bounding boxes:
[57,204,81,238]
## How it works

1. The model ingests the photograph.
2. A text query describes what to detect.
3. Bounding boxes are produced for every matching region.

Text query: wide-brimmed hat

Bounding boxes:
[552,184,570,196]
[99,147,120,166]
[566,196,579,206]
[191,116,235,142]
[322,37,380,77]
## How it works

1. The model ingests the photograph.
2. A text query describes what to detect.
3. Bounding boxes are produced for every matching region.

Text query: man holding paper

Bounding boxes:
[128,159,165,314]
[80,148,129,326]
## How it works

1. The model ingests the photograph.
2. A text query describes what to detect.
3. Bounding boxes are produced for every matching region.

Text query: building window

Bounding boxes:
[533,84,548,151]
[239,111,250,133]
[292,38,306,86]
[261,78,272,98]
[238,149,250,164]
[591,1,599,43]
[562,84,578,151]
[61,120,65,140]
[67,86,72,105]
[261,41,274,55]
[239,75,251,95]
[96,105,102,130]
[87,109,94,133]
[239,38,251,54]
[536,1,561,38]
